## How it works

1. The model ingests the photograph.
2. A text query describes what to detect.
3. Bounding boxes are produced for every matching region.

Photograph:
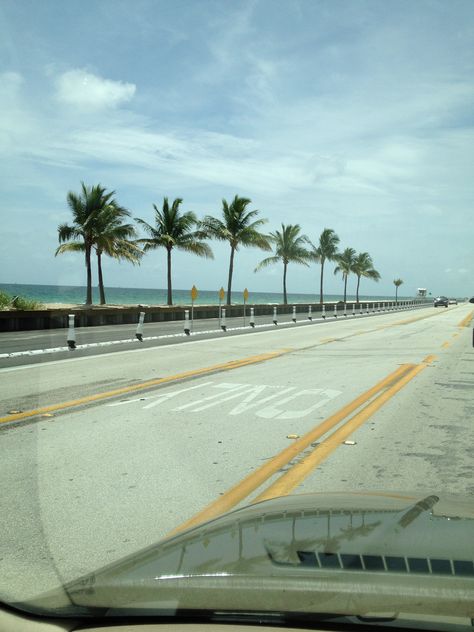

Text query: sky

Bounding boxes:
[1,0,473,299]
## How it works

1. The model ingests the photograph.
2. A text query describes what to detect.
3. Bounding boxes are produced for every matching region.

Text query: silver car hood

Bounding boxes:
[20,491,474,618]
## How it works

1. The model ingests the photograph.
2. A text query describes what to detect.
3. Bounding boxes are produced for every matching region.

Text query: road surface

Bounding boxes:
[0,302,428,367]
[0,304,472,603]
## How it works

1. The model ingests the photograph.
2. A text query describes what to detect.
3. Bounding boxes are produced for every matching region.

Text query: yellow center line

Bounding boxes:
[458,310,474,328]
[377,310,448,330]
[254,355,437,502]
[168,362,414,536]
[0,350,290,424]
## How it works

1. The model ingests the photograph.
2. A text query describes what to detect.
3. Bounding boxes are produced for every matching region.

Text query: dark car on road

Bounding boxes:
[434,296,449,307]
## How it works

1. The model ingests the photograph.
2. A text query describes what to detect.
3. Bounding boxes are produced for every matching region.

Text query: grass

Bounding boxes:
[0,290,44,311]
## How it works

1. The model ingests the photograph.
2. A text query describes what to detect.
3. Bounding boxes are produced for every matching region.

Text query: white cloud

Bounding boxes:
[0,71,24,98]
[55,69,136,110]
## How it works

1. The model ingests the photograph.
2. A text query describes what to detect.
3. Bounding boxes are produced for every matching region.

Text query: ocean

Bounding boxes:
[1,283,398,306]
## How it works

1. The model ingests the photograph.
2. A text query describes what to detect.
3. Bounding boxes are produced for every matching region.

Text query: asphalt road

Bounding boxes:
[0,303,473,603]
[0,302,429,368]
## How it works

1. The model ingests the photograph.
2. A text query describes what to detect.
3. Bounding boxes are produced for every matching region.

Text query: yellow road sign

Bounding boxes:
[243,288,249,302]
[219,287,225,301]
[191,285,198,301]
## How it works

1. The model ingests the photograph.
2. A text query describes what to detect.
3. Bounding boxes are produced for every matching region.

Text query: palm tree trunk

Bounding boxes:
[343,275,347,303]
[97,250,106,305]
[167,247,173,306]
[319,258,325,304]
[356,275,361,303]
[227,246,235,306]
[283,262,288,305]
[85,243,93,305]
[395,286,398,304]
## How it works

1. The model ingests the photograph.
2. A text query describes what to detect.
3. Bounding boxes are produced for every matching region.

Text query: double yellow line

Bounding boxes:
[170,354,436,535]
[458,310,473,328]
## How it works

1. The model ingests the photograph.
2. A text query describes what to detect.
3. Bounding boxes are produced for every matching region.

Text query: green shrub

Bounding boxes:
[0,290,43,310]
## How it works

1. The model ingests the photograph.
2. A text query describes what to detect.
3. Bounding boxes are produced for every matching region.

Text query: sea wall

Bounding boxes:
[0,300,430,332]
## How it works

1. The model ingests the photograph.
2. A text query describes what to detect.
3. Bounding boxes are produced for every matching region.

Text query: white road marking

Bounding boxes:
[142,382,214,410]
[227,385,296,416]
[173,383,248,412]
[106,381,214,408]
[163,381,342,420]
[256,388,341,419]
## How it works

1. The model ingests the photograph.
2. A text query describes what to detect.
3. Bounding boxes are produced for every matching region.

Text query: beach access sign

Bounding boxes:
[191,285,198,302]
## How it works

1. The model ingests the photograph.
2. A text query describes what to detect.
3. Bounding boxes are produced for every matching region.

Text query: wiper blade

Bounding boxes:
[398,495,440,528]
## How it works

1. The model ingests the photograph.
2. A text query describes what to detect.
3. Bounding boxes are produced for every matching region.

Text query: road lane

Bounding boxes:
[0,305,461,415]
[0,302,432,367]
[0,304,472,602]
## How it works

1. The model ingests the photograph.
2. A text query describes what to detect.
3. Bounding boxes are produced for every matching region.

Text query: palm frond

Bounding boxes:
[55,241,86,256]
[254,256,280,272]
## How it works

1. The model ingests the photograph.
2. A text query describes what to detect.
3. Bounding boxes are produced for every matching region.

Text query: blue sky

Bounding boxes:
[1,0,473,298]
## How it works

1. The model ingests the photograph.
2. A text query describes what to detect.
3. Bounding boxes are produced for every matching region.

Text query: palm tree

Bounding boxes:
[135,198,213,306]
[334,247,356,303]
[254,224,311,304]
[93,204,142,304]
[352,252,381,304]
[56,183,114,305]
[201,195,270,305]
[311,228,340,304]
[393,278,404,304]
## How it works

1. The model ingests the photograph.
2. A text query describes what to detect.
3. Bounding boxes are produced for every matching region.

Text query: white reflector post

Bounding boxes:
[67,314,76,350]
[250,307,255,328]
[221,308,227,332]
[135,311,145,341]
[292,305,296,323]
[184,309,190,336]
[352,303,355,316]
[334,304,337,318]
[308,305,312,321]
[344,303,347,317]
[322,304,326,319]
[273,306,278,325]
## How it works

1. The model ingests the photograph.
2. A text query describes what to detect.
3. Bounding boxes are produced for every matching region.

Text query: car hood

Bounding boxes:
[19,491,474,618]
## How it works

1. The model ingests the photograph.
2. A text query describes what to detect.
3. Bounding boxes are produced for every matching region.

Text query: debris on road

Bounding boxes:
[287,434,300,439]
[343,440,357,445]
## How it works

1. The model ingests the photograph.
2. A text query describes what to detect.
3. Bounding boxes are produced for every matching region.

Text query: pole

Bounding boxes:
[273,306,278,325]
[343,303,347,317]
[135,311,145,341]
[334,304,337,318]
[322,304,326,319]
[308,305,312,321]
[250,307,255,328]
[184,309,190,335]
[292,305,296,323]
[221,308,227,332]
[67,314,76,349]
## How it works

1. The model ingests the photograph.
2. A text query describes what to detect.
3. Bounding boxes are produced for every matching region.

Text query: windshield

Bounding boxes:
[1,0,473,629]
